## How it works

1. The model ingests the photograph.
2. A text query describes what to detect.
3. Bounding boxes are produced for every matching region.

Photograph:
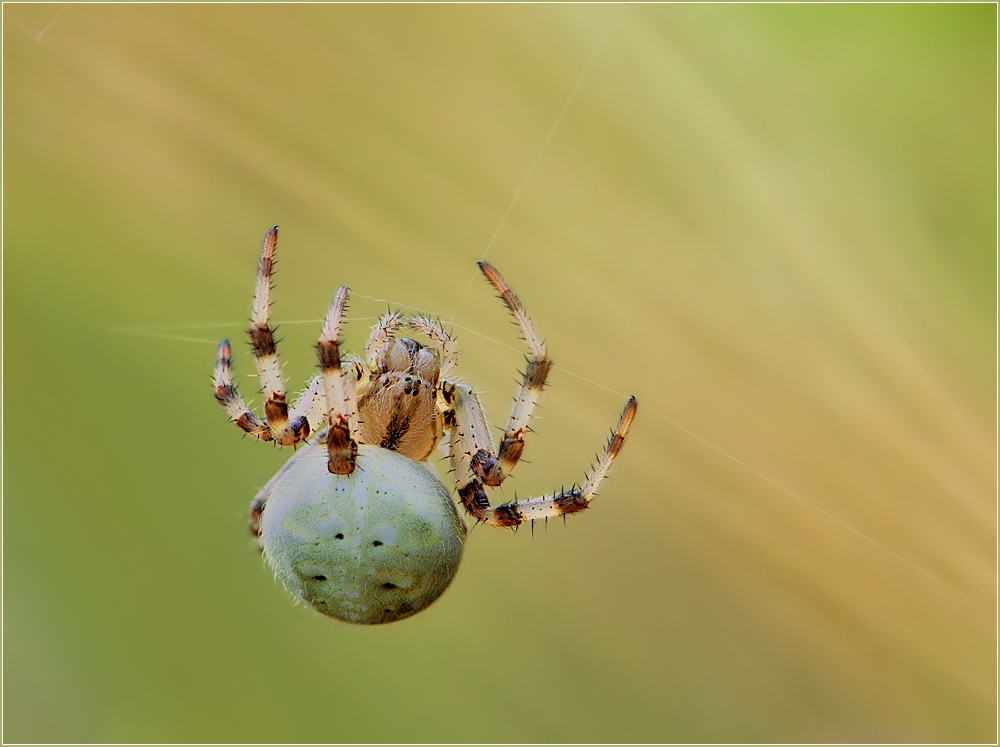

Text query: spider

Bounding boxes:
[213,226,638,624]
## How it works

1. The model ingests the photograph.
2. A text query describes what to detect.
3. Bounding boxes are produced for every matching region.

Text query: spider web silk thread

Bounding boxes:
[4,3,70,41]
[448,24,614,327]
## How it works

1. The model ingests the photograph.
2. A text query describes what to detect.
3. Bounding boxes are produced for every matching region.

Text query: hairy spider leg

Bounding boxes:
[408,316,459,379]
[286,375,328,437]
[365,310,404,372]
[439,382,496,517]
[445,387,637,528]
[318,286,361,474]
[475,261,552,486]
[213,339,274,441]
[214,341,330,444]
[214,342,327,443]
[213,227,325,445]
[581,396,638,498]
[248,226,311,445]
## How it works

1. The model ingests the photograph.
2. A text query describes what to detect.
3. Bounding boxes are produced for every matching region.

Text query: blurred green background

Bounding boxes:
[4,4,995,743]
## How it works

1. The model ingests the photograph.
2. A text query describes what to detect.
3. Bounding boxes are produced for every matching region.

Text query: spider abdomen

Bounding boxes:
[259,443,466,625]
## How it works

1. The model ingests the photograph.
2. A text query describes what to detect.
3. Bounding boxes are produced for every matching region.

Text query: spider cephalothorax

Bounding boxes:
[355,335,445,462]
[214,226,637,623]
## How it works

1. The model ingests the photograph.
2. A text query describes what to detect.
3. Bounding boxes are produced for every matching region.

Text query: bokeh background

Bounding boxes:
[4,4,995,743]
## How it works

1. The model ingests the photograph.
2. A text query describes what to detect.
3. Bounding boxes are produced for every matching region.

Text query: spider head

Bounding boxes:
[380,337,441,386]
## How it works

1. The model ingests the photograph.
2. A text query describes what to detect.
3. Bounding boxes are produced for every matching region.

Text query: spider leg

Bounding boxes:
[447,393,637,528]
[365,310,404,372]
[580,396,638,500]
[475,261,552,486]
[248,226,310,445]
[408,316,459,379]
[318,286,361,474]
[440,382,499,519]
[286,375,327,439]
[213,339,274,441]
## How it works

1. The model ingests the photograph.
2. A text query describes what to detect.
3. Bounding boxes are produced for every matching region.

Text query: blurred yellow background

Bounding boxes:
[4,4,995,743]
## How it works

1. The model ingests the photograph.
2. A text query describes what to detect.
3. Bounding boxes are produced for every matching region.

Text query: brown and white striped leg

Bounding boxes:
[440,382,497,518]
[286,375,327,441]
[248,226,310,445]
[365,310,404,371]
[288,363,365,442]
[408,316,459,379]
[579,396,638,503]
[475,261,552,486]
[213,339,274,441]
[449,394,637,528]
[318,286,361,475]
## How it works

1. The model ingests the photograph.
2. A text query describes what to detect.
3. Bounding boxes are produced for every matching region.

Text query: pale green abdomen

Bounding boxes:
[259,444,466,624]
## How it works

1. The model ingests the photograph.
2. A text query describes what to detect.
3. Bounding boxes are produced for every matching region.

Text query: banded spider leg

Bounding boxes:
[213,226,327,446]
[473,261,552,487]
[318,286,362,475]
[408,316,460,380]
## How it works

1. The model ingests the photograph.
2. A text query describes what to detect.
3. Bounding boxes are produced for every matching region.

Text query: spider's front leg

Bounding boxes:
[443,382,638,527]
[408,316,459,379]
[365,310,404,371]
